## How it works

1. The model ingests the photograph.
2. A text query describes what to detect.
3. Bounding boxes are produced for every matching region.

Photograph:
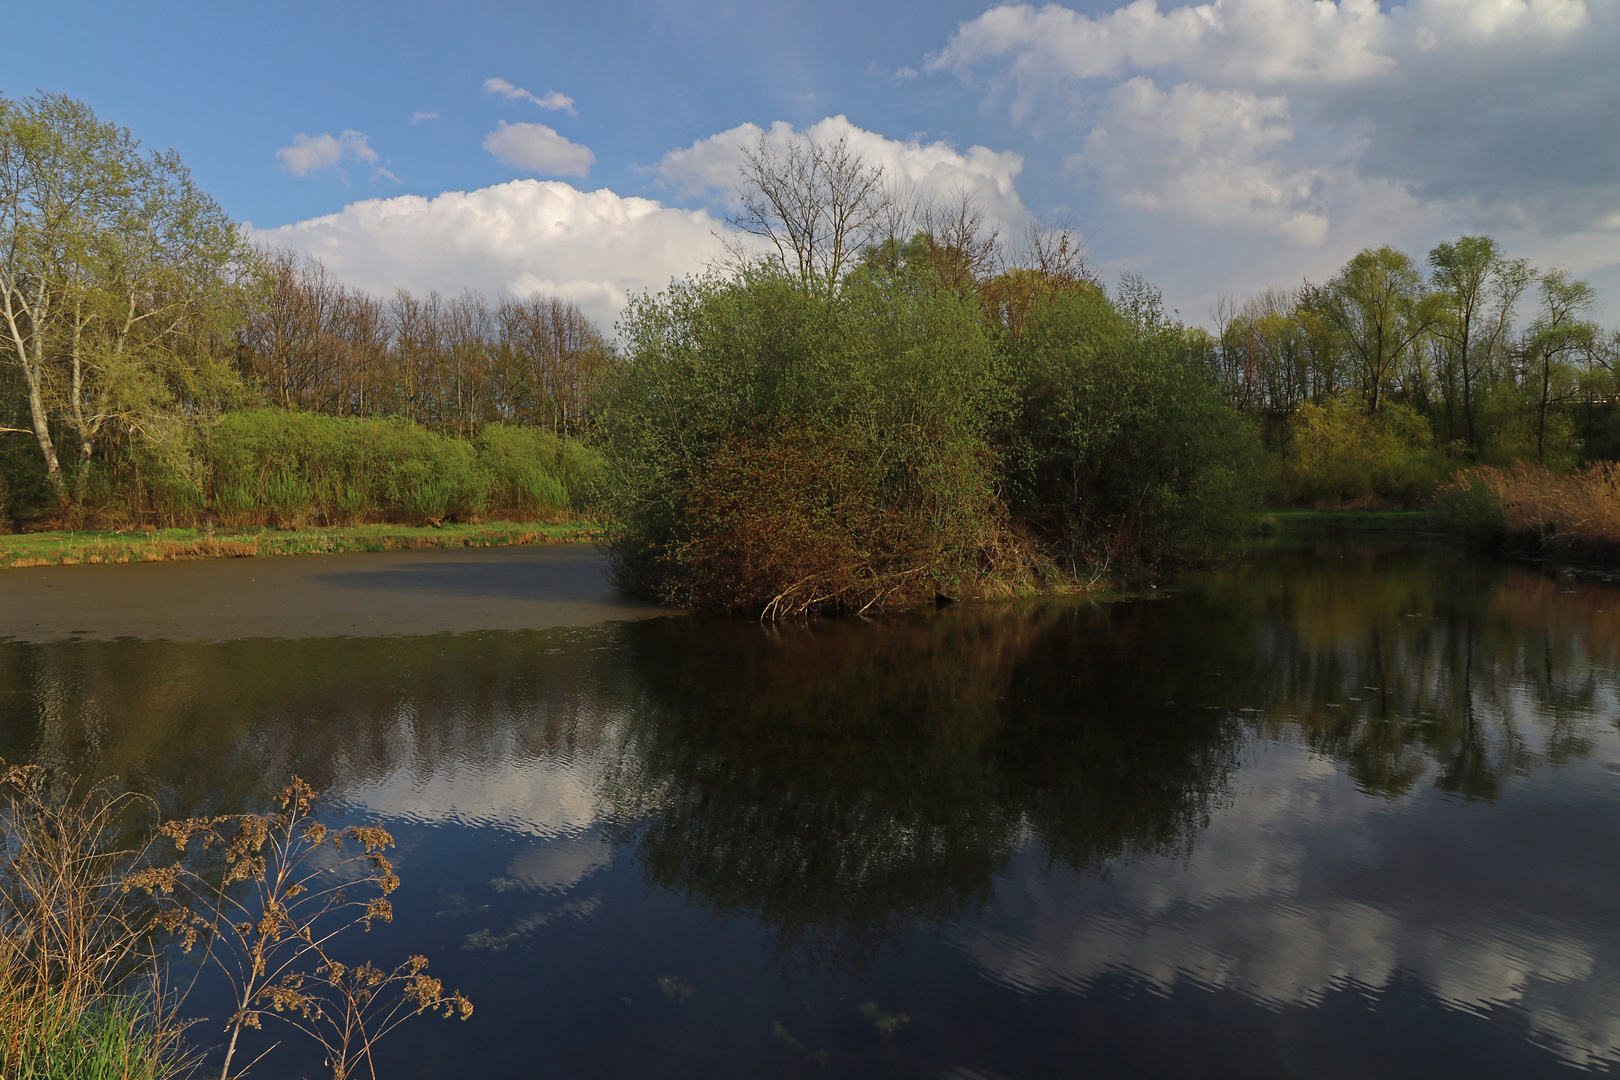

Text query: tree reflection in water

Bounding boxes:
[0,544,1616,975]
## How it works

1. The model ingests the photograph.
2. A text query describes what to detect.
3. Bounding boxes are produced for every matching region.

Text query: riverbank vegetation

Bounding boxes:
[1205,241,1619,504]
[1435,462,1620,562]
[0,92,603,532]
[0,763,469,1078]
[0,519,601,570]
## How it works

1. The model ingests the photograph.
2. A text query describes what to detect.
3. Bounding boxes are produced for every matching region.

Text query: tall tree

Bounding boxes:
[1523,269,1597,462]
[0,92,247,509]
[1427,236,1531,453]
[1317,246,1436,414]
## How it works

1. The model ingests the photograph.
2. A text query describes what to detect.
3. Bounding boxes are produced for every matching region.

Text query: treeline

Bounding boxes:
[8,90,1620,593]
[0,92,605,527]
[238,250,609,436]
[1201,242,1619,502]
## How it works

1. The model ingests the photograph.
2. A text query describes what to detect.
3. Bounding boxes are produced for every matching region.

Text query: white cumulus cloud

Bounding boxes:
[927,0,1620,320]
[483,77,577,116]
[484,122,596,178]
[1072,78,1329,243]
[275,130,380,178]
[245,179,731,329]
[657,114,1031,234]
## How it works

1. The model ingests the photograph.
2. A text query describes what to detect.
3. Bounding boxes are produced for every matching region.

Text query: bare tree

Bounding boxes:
[1020,220,1092,287]
[730,132,889,297]
[912,188,1003,298]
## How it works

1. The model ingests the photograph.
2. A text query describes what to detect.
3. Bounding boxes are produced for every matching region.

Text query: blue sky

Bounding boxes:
[12,0,1618,327]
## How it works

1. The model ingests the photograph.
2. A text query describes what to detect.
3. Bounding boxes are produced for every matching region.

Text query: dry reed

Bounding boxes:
[1437,462,1620,558]
[1,764,471,1080]
[0,764,192,1077]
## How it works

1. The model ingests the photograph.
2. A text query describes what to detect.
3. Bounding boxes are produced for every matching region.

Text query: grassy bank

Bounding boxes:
[0,519,606,570]
[1257,508,1436,537]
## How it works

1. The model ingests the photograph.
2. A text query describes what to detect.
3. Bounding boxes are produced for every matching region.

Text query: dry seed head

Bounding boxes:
[364,897,393,926]
[276,776,318,815]
[123,864,182,895]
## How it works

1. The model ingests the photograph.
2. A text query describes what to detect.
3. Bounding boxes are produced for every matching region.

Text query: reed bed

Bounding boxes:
[1435,462,1620,559]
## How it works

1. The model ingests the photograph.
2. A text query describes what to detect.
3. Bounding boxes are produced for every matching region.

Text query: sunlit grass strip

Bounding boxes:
[1257,508,1436,534]
[0,520,609,570]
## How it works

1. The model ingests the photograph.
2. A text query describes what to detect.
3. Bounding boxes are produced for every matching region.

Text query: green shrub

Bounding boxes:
[1433,471,1504,542]
[1000,285,1263,569]
[596,265,1003,611]
[474,423,587,513]
[205,409,592,525]
[1276,396,1457,504]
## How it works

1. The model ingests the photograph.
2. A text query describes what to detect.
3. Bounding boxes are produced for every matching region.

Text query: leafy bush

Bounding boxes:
[596,266,1004,612]
[1275,397,1457,504]
[1433,471,1503,542]
[202,409,593,526]
[475,423,601,514]
[1000,284,1262,570]
[596,262,1264,612]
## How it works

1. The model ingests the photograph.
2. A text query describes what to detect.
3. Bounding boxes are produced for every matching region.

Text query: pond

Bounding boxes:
[3,540,1619,1079]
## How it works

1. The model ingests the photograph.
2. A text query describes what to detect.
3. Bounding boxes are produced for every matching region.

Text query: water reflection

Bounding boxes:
[598,607,1241,971]
[2,543,1618,1074]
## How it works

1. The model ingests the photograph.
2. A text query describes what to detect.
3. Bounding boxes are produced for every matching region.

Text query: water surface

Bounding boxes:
[3,542,1618,1078]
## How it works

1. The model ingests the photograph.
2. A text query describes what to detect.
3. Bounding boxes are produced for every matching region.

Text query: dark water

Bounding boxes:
[4,542,1620,1078]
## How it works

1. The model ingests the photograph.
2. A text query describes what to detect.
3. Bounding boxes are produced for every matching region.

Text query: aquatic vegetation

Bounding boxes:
[657,976,695,1002]
[461,929,524,954]
[434,894,492,920]
[858,1001,910,1033]
[771,1020,828,1064]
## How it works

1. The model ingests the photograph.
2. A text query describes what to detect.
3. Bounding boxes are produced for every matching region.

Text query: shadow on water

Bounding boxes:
[3,542,1620,1075]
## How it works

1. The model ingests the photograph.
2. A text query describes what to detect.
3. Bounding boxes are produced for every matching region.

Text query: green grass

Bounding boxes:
[1255,508,1435,536]
[2,991,189,1080]
[0,519,607,570]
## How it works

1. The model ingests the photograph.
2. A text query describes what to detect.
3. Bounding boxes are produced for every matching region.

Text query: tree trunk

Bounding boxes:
[23,365,67,509]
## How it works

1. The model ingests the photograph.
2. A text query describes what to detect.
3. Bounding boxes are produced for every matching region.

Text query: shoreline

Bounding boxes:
[0,519,607,570]
[0,543,667,643]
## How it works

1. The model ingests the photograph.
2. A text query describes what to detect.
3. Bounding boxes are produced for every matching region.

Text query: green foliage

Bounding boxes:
[1275,396,1457,504]
[1000,283,1262,569]
[206,409,594,526]
[2,989,187,1080]
[208,409,483,525]
[596,256,1265,612]
[1476,384,1578,470]
[475,422,600,512]
[1433,472,1503,542]
[0,92,254,510]
[597,265,1004,611]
